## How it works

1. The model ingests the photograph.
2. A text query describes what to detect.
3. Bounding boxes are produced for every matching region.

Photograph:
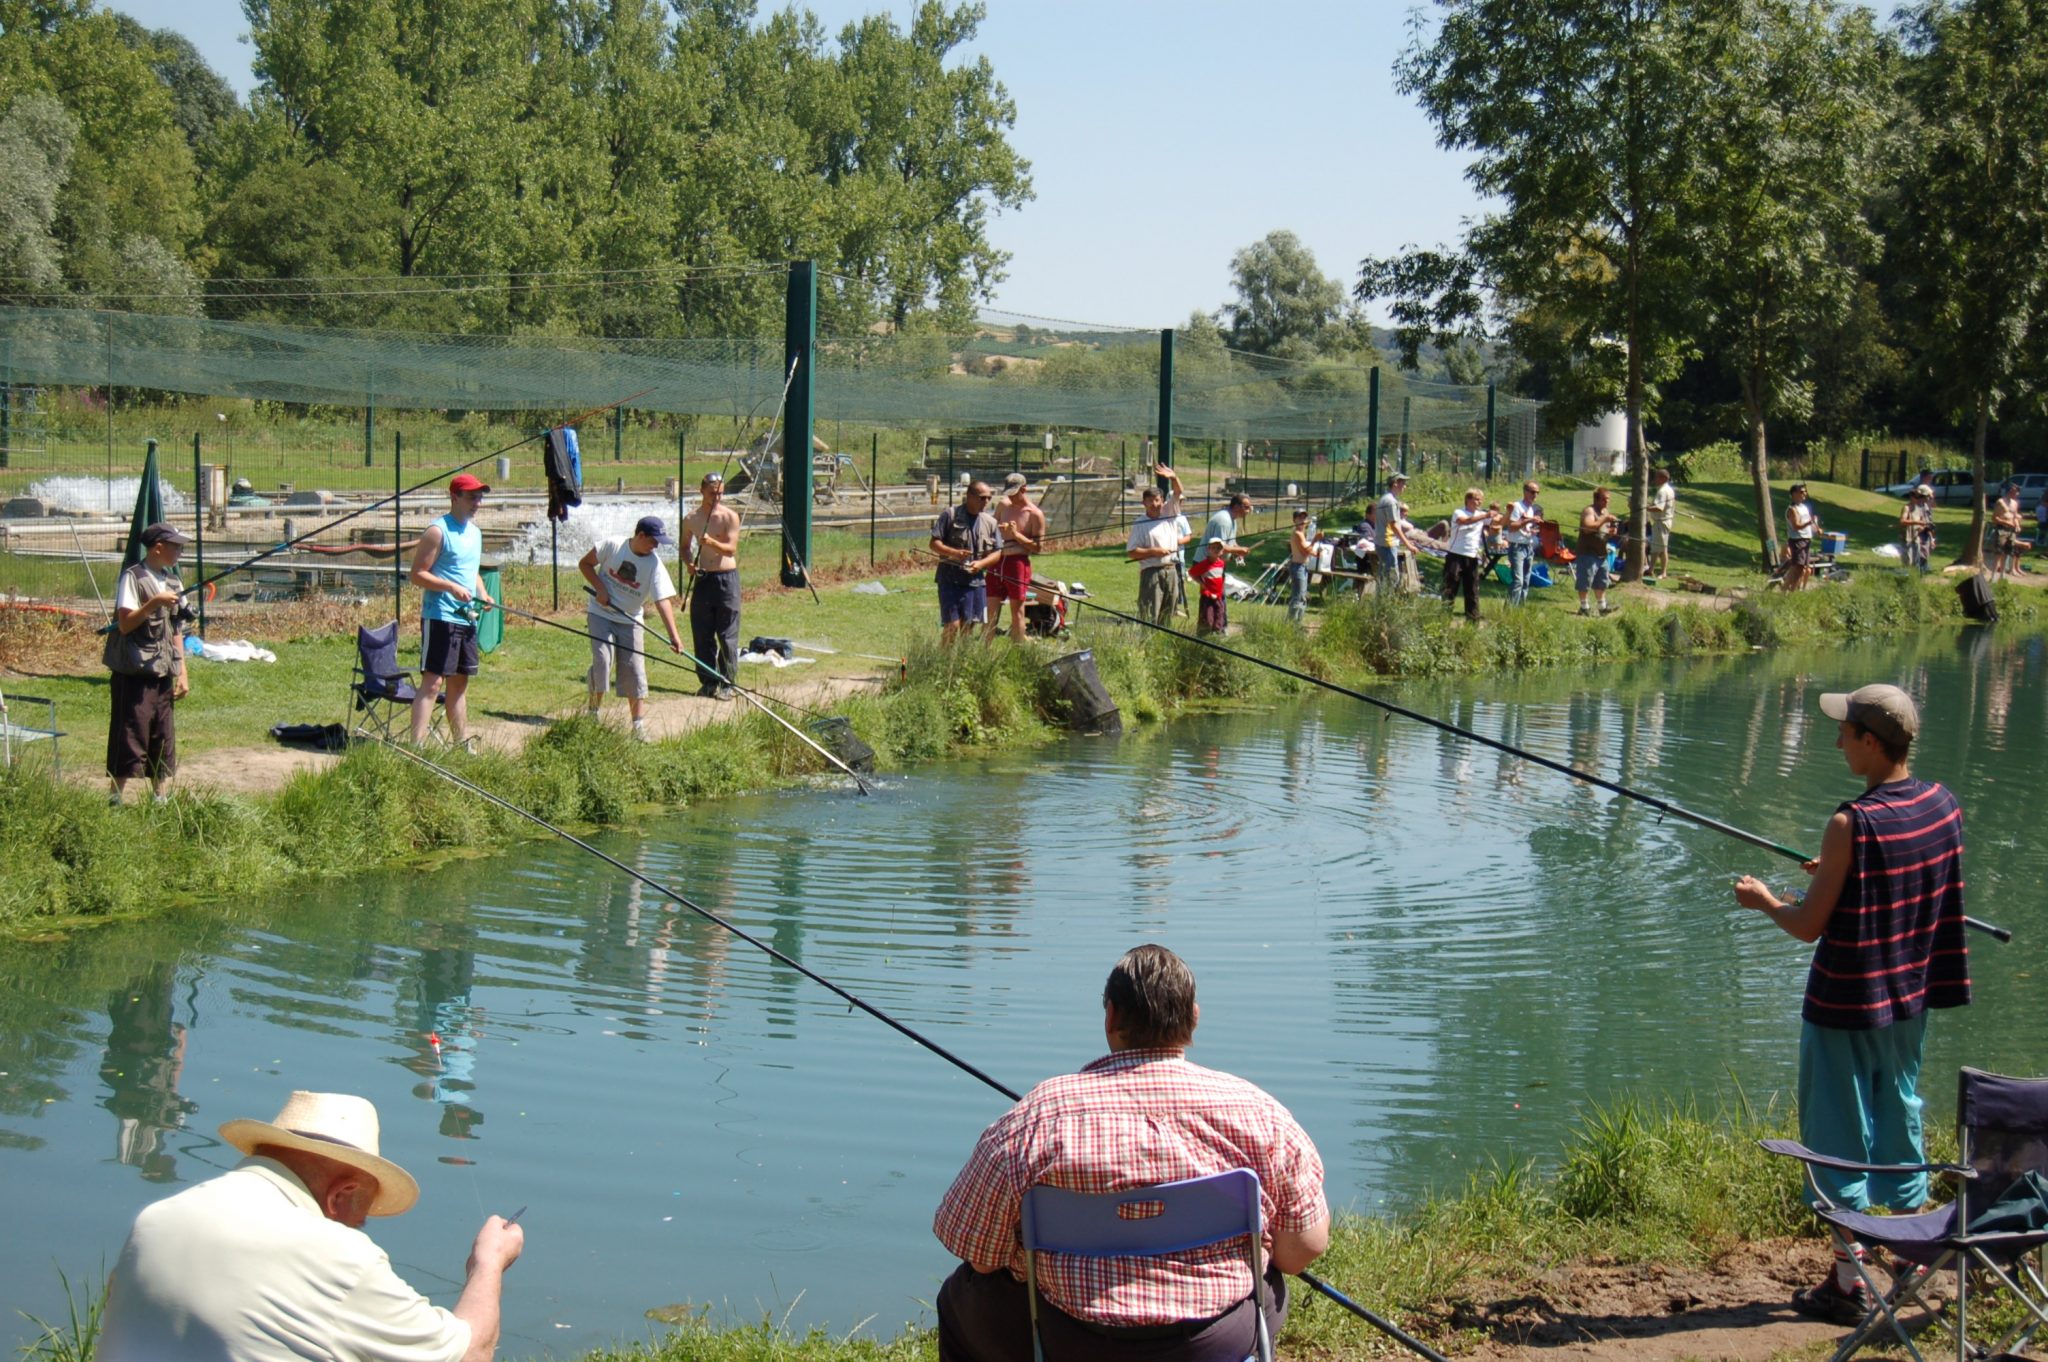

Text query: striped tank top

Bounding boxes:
[1802,778,1970,1029]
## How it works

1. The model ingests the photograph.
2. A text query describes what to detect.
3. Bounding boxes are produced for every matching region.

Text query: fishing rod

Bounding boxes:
[495,596,871,793]
[370,735,1443,1361]
[908,547,2012,944]
[680,357,802,614]
[173,388,654,604]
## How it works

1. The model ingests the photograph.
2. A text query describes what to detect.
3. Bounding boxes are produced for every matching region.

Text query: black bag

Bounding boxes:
[271,722,350,752]
[747,636,794,658]
[1957,573,1999,623]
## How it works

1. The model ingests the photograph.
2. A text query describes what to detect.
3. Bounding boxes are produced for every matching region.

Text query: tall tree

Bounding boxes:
[1888,0,2048,565]
[1221,229,1347,356]
[1688,0,1882,568]
[1365,0,1709,581]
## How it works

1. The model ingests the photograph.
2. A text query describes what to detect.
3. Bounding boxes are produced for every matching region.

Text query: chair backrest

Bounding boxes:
[354,621,403,696]
[1022,1169,1262,1258]
[1958,1067,2048,1209]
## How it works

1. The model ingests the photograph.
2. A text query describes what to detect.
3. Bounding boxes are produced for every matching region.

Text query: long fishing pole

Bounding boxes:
[496,596,871,793]
[175,388,653,603]
[370,735,1442,1360]
[910,548,2012,943]
[370,738,996,1088]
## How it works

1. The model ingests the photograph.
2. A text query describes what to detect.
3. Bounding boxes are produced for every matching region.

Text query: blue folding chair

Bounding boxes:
[1762,1066,2048,1362]
[348,621,441,745]
[1020,1169,1273,1362]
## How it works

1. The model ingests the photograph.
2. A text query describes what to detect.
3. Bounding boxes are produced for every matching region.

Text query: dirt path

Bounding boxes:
[174,670,893,796]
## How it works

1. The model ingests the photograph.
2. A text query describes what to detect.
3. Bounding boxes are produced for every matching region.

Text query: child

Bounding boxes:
[1190,536,1229,635]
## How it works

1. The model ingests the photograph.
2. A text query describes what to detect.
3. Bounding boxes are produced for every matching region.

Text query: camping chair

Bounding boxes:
[1536,519,1577,564]
[348,621,442,745]
[1020,1169,1274,1362]
[1761,1067,2048,1362]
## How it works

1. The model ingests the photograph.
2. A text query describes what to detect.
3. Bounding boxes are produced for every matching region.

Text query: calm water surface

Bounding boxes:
[4,632,2044,1351]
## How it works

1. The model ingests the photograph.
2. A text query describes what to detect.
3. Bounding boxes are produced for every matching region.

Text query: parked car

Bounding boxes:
[2006,472,2048,505]
[1877,468,1978,505]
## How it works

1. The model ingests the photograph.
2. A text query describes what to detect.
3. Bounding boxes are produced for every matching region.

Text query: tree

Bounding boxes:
[1688,0,1883,568]
[1221,230,1346,356]
[1364,0,1711,581]
[0,94,75,300]
[1888,0,2048,565]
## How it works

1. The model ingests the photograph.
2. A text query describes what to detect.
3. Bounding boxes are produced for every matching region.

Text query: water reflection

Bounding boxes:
[98,963,195,1182]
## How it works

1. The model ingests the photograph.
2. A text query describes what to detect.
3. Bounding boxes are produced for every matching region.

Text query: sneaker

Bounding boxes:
[1577,605,1591,617]
[631,721,650,742]
[1791,1278,1871,1326]
[108,792,123,808]
[1599,604,1616,616]
[713,685,737,702]
[151,793,170,807]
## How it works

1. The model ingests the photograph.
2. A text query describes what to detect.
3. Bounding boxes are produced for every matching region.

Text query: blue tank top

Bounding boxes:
[421,513,482,623]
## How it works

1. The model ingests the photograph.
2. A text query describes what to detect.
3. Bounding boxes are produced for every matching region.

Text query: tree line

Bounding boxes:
[0,0,1031,337]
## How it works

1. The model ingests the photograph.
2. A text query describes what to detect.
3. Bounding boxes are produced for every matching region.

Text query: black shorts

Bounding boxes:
[422,618,480,677]
[1788,539,1813,568]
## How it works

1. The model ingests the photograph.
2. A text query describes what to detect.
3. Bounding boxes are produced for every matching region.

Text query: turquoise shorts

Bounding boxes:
[1797,1012,1929,1211]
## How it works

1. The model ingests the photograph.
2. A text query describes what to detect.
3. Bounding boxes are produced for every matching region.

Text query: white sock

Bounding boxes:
[1833,1243,1867,1291]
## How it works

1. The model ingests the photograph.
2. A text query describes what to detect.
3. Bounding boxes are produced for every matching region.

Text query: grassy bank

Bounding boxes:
[4,565,2040,934]
[20,1097,1830,1362]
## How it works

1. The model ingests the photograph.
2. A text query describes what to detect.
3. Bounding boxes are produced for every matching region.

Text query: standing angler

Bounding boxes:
[1733,684,1969,1324]
[681,472,743,700]
[579,515,685,738]
[930,480,1004,645]
[105,521,192,804]
[410,474,496,748]
[986,473,1046,643]
[1124,462,1187,625]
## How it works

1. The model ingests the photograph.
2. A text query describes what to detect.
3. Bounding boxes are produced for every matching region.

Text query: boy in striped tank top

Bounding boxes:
[1733,683,1969,1323]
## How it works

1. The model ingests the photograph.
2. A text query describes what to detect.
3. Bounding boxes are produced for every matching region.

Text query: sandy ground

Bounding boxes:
[174,670,893,796]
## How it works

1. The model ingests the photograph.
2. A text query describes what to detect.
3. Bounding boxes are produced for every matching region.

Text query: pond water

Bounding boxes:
[4,631,2044,1352]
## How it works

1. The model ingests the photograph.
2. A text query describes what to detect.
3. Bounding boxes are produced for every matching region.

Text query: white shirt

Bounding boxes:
[1125,493,1184,561]
[1446,506,1490,558]
[99,1158,469,1362]
[1651,482,1676,526]
[115,562,174,613]
[1506,499,1542,546]
[587,537,677,627]
[1788,501,1816,540]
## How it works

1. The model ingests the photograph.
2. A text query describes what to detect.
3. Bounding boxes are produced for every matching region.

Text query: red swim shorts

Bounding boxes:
[988,557,1032,603]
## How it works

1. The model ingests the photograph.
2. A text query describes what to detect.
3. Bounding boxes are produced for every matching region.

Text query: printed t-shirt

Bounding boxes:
[1506,499,1542,546]
[588,538,677,626]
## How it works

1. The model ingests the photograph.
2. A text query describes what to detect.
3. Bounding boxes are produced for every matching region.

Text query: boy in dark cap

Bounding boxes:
[105,522,193,804]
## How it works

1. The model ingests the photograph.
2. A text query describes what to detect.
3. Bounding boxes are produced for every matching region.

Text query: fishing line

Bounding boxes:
[369,735,1436,1358]
[907,547,2011,943]
[173,389,654,604]
[492,598,871,792]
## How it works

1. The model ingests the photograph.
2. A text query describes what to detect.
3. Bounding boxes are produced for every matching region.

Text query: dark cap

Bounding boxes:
[140,521,192,548]
[1819,683,1919,748]
[449,473,490,495]
[633,515,673,545]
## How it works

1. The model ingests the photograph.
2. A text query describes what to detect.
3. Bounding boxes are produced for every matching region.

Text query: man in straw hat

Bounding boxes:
[1732,684,1969,1324]
[99,1090,524,1362]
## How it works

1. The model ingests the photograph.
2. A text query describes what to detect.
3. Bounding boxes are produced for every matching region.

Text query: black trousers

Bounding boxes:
[1442,552,1481,620]
[689,570,740,690]
[107,671,176,780]
[935,1261,1287,1362]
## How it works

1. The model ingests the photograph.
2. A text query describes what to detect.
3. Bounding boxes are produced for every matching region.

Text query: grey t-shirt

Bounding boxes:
[587,538,677,626]
[932,505,1001,582]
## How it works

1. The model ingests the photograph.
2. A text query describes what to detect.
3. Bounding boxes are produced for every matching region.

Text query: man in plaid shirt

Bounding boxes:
[932,945,1329,1360]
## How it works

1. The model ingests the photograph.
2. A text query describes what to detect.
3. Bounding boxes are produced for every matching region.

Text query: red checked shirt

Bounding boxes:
[932,1048,1327,1327]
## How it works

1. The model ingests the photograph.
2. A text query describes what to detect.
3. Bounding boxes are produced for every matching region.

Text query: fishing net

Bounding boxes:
[1045,648,1121,737]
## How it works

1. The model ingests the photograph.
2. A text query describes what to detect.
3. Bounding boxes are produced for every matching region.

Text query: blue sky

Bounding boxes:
[108,0,1484,329]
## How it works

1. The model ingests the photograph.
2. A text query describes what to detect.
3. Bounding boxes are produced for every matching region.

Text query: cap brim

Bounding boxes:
[1817,692,1852,722]
[219,1119,420,1217]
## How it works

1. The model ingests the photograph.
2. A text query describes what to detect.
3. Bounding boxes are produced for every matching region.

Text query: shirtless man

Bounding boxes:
[680,471,743,699]
[986,473,1046,642]
[1992,482,2024,580]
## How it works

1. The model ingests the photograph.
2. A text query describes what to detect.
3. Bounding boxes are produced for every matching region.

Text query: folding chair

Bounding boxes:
[1762,1067,2048,1362]
[1021,1169,1274,1362]
[348,621,441,745]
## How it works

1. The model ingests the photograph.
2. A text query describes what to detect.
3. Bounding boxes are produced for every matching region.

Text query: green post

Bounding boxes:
[1401,395,1412,474]
[393,431,403,627]
[869,432,878,567]
[363,369,375,468]
[947,435,955,491]
[614,406,624,463]
[780,259,816,588]
[1485,382,1497,481]
[1156,328,1175,484]
[0,339,11,470]
[1366,367,1381,501]
[191,431,206,637]
[1206,442,1215,523]
[105,315,115,513]
[1119,441,1126,527]
[1011,437,1019,475]
[1860,447,1870,489]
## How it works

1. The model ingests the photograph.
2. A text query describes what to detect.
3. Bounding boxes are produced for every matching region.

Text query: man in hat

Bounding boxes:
[1733,684,1969,1324]
[99,1090,524,1362]
[986,472,1046,642]
[106,521,193,805]
[1374,473,1408,588]
[579,515,684,739]
[1124,462,1186,624]
[410,474,496,746]
[1899,484,1936,573]
[932,945,1329,1361]
[681,471,743,699]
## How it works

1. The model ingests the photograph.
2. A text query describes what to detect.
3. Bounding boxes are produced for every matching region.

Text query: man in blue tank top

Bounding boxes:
[1732,683,1969,1323]
[408,473,497,746]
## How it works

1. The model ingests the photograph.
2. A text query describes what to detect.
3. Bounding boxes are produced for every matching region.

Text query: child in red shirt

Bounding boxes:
[1190,537,1229,635]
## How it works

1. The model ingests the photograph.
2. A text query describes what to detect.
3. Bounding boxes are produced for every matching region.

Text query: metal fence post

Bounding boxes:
[1485,382,1497,482]
[192,431,206,637]
[615,407,623,463]
[393,430,403,627]
[364,374,375,468]
[1119,441,1126,527]
[869,432,878,566]
[1366,367,1381,502]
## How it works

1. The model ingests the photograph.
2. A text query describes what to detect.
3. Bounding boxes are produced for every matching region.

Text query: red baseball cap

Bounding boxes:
[449,473,490,495]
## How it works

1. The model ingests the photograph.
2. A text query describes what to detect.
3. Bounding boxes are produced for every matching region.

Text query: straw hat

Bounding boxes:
[219,1092,419,1217]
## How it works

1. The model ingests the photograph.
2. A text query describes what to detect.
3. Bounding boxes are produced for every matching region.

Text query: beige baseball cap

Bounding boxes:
[1818,683,1918,747]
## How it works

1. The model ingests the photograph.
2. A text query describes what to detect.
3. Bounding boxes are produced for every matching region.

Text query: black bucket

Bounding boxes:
[807,715,877,773]
[1046,649,1122,736]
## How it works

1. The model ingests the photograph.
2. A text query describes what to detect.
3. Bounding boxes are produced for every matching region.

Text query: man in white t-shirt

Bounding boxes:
[1648,468,1678,580]
[1503,480,1544,607]
[578,515,684,740]
[1785,483,1819,592]
[1125,462,1186,624]
[1373,473,1408,587]
[1442,487,1493,622]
